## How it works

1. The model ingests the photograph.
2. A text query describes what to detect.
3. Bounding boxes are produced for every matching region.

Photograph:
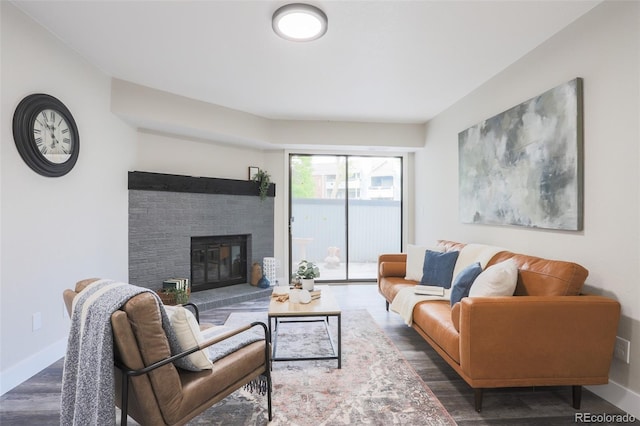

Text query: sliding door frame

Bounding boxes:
[288,153,404,283]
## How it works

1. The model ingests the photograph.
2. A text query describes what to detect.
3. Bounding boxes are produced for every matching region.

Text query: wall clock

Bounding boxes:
[12,93,79,177]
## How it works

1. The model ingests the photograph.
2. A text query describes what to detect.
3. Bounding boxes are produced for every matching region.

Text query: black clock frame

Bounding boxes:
[12,93,80,177]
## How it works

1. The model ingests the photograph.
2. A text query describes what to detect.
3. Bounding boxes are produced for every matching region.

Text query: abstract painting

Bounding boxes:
[458,78,583,231]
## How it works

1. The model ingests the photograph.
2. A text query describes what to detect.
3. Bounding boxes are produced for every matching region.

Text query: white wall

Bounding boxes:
[135,130,269,181]
[0,3,137,392]
[112,78,426,152]
[415,1,639,415]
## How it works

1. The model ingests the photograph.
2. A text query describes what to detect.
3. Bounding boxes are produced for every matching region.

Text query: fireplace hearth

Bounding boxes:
[191,234,249,291]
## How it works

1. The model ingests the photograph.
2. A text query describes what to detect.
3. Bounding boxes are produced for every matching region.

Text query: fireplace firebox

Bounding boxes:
[191,234,250,291]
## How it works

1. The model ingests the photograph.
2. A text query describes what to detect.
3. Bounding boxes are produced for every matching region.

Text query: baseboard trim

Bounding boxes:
[0,338,67,395]
[587,380,640,419]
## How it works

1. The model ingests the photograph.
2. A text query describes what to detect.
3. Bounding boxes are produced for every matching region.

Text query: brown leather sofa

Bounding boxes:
[378,240,620,412]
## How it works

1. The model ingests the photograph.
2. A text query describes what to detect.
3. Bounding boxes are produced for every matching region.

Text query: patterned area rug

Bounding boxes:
[188,309,456,425]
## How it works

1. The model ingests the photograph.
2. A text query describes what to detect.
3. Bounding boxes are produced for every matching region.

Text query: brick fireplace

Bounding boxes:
[128,171,274,292]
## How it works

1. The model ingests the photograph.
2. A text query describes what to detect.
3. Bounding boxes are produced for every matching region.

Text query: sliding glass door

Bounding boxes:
[289,154,402,282]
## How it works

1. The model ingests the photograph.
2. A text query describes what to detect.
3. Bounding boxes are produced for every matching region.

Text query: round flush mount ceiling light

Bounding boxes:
[272,3,328,42]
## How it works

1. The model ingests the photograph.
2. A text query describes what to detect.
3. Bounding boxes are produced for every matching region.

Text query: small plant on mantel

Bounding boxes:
[252,169,271,201]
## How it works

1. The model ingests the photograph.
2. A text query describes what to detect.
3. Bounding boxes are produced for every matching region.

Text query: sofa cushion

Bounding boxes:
[379,276,416,302]
[420,250,459,289]
[405,244,441,281]
[436,240,466,252]
[488,251,588,296]
[469,259,518,297]
[413,300,461,364]
[450,262,483,306]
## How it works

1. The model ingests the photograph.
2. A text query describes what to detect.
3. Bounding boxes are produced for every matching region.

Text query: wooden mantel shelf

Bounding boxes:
[128,171,275,198]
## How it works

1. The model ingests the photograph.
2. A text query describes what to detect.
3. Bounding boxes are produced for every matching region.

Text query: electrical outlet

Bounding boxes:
[614,336,631,364]
[32,312,42,331]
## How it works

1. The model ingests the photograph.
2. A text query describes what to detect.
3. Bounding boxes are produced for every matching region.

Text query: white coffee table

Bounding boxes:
[268,285,341,368]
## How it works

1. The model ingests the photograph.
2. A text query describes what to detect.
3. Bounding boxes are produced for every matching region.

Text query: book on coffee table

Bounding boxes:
[413,285,445,296]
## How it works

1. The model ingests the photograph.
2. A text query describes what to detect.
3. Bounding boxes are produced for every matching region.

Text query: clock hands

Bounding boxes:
[42,119,58,149]
[38,111,70,150]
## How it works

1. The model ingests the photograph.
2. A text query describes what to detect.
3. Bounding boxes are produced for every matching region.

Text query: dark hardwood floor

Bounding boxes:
[0,284,634,425]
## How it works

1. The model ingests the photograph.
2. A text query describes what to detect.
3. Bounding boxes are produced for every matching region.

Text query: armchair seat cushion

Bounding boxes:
[178,341,266,420]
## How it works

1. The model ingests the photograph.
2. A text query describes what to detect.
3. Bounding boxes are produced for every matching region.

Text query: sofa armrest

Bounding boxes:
[378,253,407,264]
[378,254,407,278]
[458,295,620,386]
[379,261,406,278]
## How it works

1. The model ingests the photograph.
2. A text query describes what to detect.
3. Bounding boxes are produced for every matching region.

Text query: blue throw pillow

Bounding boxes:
[420,250,460,289]
[450,262,483,306]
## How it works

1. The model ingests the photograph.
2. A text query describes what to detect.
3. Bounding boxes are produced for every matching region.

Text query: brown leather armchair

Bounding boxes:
[63,278,272,425]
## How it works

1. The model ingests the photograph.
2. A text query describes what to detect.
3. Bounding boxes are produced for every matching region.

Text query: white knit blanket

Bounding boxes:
[61,280,149,425]
[390,287,450,326]
[60,280,194,426]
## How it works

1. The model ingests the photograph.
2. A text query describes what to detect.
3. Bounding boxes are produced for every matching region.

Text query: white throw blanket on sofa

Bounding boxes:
[390,287,451,326]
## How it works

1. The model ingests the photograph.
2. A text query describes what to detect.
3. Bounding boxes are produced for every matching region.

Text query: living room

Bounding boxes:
[1,0,638,422]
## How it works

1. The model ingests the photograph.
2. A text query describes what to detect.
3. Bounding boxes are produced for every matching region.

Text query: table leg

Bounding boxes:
[338,313,342,369]
[268,316,274,371]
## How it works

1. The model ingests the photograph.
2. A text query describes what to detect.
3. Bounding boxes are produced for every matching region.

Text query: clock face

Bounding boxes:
[32,108,74,164]
[13,94,79,177]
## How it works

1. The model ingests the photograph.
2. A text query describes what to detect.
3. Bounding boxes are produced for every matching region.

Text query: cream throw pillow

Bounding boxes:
[469,258,518,297]
[451,243,504,285]
[405,244,442,281]
[164,305,213,370]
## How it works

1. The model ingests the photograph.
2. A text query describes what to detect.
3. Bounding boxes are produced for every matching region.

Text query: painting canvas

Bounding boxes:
[458,78,583,231]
